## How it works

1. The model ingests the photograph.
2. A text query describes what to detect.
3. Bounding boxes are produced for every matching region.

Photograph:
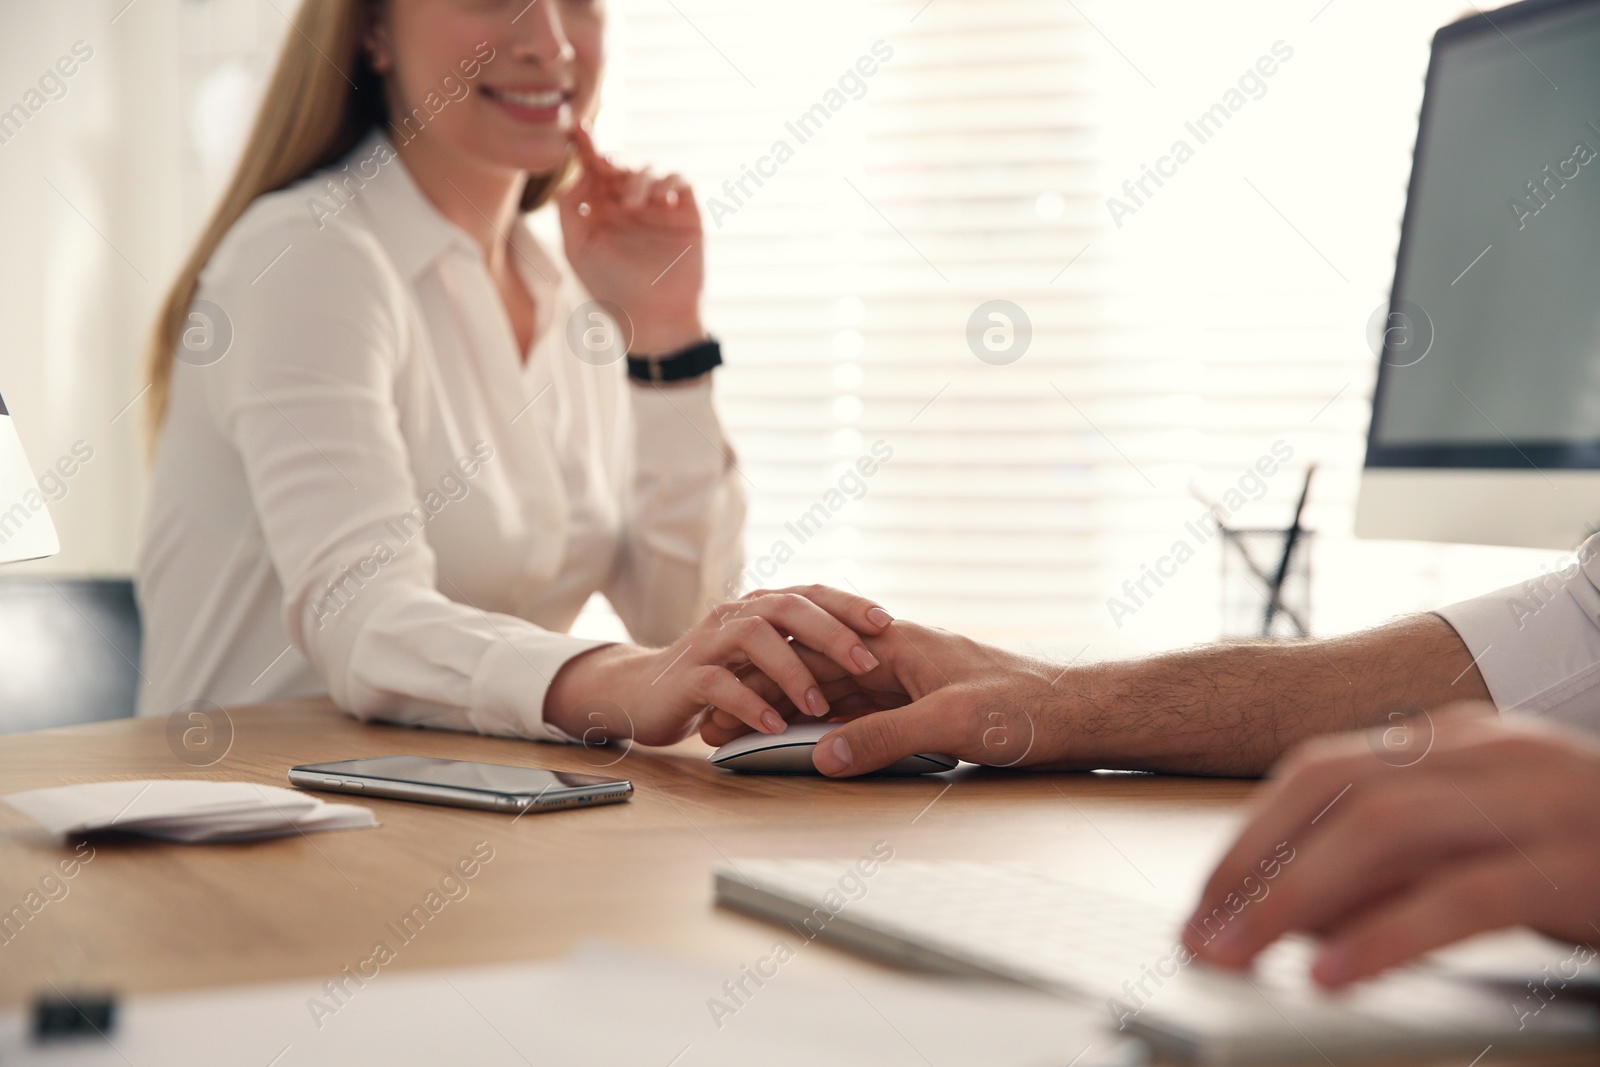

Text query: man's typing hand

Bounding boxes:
[1185,706,1600,988]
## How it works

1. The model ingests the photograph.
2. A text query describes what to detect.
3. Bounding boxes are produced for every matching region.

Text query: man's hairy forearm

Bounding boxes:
[1045,614,1489,776]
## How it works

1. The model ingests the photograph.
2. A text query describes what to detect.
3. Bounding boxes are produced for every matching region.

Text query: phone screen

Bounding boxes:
[301,756,626,796]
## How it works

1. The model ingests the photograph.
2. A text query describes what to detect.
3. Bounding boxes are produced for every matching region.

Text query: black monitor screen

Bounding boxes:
[1367,0,1600,469]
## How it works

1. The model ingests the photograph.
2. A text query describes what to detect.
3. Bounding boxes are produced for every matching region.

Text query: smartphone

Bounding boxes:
[288,755,632,814]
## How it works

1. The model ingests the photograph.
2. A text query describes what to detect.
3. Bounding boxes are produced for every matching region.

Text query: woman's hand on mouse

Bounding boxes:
[558,126,707,356]
[542,587,892,747]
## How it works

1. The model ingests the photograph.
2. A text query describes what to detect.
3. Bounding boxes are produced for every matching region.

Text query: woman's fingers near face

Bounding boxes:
[565,127,646,215]
[618,170,656,211]
[569,125,617,178]
[575,152,657,214]
[649,173,691,209]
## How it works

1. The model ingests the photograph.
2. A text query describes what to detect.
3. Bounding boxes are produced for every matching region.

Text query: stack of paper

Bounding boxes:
[2,780,376,843]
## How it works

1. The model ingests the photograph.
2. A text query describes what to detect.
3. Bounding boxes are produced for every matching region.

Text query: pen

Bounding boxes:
[1263,465,1316,635]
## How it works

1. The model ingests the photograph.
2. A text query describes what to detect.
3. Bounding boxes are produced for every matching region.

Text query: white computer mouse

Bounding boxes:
[708,721,958,776]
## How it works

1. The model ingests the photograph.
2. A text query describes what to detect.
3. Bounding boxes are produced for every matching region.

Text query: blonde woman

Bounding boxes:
[136,0,891,746]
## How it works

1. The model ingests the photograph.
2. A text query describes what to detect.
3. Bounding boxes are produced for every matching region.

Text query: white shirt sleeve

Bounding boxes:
[1435,533,1600,731]
[603,378,747,647]
[200,221,608,741]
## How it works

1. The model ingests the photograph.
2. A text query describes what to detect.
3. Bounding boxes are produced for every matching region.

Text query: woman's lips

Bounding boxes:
[480,85,572,124]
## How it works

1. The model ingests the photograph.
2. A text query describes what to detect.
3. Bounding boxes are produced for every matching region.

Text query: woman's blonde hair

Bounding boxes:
[143,0,570,446]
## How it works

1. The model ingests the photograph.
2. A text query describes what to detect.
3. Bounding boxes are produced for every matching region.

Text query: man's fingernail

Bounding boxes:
[816,735,851,774]
[761,711,786,734]
[806,687,829,717]
[1312,945,1357,986]
[867,607,893,627]
[1208,915,1252,961]
[851,645,880,672]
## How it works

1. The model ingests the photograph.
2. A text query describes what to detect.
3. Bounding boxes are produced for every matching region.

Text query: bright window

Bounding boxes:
[580,0,1561,657]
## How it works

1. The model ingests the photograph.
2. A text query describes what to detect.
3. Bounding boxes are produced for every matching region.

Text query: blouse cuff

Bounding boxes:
[468,631,614,743]
[629,376,733,480]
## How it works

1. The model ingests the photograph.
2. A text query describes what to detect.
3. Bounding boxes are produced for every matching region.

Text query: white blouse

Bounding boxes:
[135,131,746,740]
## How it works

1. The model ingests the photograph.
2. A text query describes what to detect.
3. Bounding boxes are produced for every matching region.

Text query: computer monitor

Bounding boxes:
[1356,0,1600,550]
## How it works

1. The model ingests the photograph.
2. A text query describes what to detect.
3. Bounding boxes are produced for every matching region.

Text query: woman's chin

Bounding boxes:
[483,142,573,180]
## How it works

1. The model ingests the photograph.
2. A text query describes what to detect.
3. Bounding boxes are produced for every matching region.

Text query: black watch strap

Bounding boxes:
[627,338,723,383]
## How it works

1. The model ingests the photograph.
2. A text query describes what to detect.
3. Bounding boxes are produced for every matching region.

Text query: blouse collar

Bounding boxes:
[340,127,563,293]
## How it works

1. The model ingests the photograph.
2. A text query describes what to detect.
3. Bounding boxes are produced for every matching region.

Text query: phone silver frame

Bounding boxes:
[287,763,633,814]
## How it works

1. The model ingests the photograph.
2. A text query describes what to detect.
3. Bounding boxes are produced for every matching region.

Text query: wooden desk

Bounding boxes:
[0,699,1248,998]
[0,701,1586,1064]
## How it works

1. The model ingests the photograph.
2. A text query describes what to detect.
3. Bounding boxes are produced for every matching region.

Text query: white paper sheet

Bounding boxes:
[0,943,1148,1066]
[3,781,376,843]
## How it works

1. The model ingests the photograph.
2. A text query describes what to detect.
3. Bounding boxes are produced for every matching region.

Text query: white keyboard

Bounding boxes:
[715,860,1600,1063]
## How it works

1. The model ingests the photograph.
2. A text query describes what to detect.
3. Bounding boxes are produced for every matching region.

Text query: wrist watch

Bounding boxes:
[626,338,723,384]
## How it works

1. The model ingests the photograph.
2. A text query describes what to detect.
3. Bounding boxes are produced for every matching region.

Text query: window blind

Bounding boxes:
[586,0,1563,656]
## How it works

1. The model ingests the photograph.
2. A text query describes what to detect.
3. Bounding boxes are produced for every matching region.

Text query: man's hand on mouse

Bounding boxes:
[1184,705,1600,988]
[699,595,1073,775]
[709,608,1487,780]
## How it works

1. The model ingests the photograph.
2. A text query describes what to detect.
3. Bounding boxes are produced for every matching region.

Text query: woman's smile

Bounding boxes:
[479,83,573,125]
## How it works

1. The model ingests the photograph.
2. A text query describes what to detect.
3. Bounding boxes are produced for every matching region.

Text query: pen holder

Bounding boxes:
[1220,527,1313,639]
